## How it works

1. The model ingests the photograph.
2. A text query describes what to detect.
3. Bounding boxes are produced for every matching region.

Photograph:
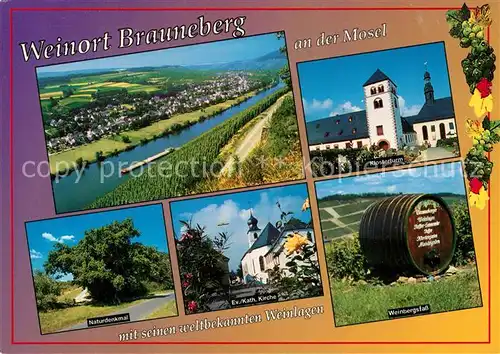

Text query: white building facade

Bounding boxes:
[306,69,456,151]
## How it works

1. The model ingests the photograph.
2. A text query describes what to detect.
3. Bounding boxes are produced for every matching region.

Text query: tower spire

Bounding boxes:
[424,65,435,104]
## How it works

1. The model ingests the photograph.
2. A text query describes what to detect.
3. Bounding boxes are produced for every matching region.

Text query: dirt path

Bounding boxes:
[220,95,287,175]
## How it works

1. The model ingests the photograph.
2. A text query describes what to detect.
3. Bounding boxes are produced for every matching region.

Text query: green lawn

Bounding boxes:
[331,267,482,326]
[49,90,258,174]
[144,299,178,320]
[39,298,149,334]
[49,139,128,174]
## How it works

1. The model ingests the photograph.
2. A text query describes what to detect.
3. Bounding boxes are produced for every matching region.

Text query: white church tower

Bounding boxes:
[363,69,404,150]
[246,211,261,248]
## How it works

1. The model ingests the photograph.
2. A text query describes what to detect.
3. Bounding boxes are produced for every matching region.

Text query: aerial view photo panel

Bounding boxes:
[38,31,304,214]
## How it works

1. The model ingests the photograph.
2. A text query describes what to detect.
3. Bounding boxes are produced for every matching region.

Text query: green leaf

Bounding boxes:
[459,3,471,21]
[482,116,491,130]
[489,120,500,131]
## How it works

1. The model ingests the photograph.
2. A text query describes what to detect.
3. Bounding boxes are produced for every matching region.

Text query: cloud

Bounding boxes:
[330,101,363,116]
[42,232,75,244]
[354,173,384,186]
[398,96,422,117]
[302,98,333,113]
[387,185,397,193]
[30,249,42,259]
[183,192,306,271]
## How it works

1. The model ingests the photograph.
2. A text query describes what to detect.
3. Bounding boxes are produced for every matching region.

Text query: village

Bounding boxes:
[45,72,263,153]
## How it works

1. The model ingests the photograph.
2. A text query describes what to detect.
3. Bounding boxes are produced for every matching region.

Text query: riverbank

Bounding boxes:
[48,89,261,176]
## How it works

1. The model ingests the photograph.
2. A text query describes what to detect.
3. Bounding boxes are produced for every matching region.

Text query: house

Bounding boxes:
[240,212,315,285]
[306,69,457,151]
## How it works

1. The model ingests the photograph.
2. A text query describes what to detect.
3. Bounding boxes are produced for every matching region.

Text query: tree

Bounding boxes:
[121,135,131,143]
[62,87,74,98]
[44,219,172,304]
[176,221,231,314]
[236,264,243,279]
[33,270,62,311]
[276,31,292,89]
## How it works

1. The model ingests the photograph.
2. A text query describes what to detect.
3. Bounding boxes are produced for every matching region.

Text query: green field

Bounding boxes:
[37,67,226,116]
[331,266,482,326]
[338,213,365,226]
[335,200,374,216]
[48,90,258,174]
[49,139,129,174]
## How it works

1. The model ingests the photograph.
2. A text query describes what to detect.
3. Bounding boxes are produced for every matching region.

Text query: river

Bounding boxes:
[52,83,285,214]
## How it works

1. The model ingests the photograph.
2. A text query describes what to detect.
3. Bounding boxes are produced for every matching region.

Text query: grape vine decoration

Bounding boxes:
[446,3,498,210]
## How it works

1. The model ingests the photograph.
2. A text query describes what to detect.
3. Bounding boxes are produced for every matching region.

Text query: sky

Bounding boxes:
[297,42,452,122]
[170,184,311,271]
[315,162,466,199]
[37,33,284,75]
[26,204,169,281]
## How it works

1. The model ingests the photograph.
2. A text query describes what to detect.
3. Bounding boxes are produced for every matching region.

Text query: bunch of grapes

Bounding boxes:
[447,11,496,93]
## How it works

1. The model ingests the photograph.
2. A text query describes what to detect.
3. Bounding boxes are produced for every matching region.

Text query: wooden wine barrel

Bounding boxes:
[359,194,456,276]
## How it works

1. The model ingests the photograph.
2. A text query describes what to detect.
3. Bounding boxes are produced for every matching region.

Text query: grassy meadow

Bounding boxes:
[331,266,482,326]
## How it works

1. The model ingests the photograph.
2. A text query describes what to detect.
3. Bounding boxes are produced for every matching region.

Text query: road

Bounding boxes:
[61,293,175,332]
[220,95,287,175]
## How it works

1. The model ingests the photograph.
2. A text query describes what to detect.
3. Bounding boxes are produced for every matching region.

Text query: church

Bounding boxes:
[240,212,315,285]
[306,68,457,151]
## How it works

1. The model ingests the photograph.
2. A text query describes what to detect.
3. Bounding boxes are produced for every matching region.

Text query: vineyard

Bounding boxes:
[87,87,290,209]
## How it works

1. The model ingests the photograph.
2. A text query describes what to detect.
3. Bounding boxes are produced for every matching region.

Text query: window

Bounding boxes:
[346,142,352,149]
[352,128,357,134]
[370,87,377,95]
[374,98,383,109]
[357,141,363,148]
[324,131,330,137]
[431,125,436,132]
[316,123,320,129]
[306,231,312,242]
[334,144,339,149]
[326,145,331,150]
[449,122,455,130]
[338,129,343,136]
[422,126,429,141]
[378,84,384,93]
[376,125,384,136]
[336,119,340,125]
[259,256,265,272]
[348,116,353,122]
[315,146,320,151]
[394,98,398,108]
